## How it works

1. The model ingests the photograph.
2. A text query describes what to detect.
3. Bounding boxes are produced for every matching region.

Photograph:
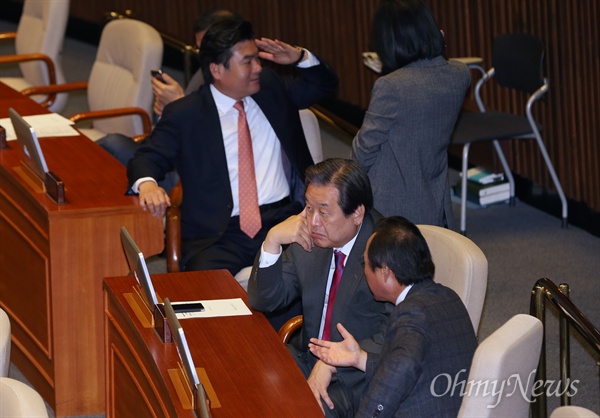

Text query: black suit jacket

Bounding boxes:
[128,63,338,244]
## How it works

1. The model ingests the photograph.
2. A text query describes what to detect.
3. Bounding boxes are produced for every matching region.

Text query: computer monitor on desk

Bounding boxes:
[164,298,211,418]
[8,107,65,203]
[9,108,49,180]
[120,226,206,341]
[120,226,159,309]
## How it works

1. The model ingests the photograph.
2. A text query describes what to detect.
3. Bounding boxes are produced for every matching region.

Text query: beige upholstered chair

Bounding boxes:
[551,406,600,418]
[458,314,543,417]
[0,377,49,417]
[0,0,70,112]
[22,18,163,142]
[279,224,488,342]
[299,108,323,164]
[0,308,10,377]
[417,224,488,334]
[166,108,324,288]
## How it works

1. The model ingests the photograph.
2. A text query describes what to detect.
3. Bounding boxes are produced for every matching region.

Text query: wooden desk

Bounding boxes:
[103,270,322,418]
[0,82,164,416]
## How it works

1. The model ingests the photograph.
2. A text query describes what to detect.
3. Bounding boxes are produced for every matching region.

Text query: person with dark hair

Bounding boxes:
[127,17,338,277]
[248,158,392,418]
[97,8,240,194]
[309,216,477,417]
[352,0,470,229]
[151,8,242,116]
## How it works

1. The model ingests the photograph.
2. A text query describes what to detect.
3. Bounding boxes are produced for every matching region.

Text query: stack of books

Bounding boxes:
[455,167,511,206]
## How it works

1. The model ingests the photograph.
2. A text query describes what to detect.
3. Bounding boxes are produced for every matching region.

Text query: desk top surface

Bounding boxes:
[0,82,140,213]
[104,270,323,417]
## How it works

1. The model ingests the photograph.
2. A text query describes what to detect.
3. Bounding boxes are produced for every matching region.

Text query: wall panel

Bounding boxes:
[65,0,599,214]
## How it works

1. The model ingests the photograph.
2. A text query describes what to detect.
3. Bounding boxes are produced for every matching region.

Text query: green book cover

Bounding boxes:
[466,179,510,197]
[466,167,505,184]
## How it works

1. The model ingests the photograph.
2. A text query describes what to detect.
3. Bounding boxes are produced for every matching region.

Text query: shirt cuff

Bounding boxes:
[132,177,157,194]
[259,243,282,268]
[296,49,320,68]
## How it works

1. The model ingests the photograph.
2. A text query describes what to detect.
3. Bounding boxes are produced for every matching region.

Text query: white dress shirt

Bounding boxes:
[133,49,321,216]
[317,233,359,338]
[395,284,413,306]
[210,84,288,216]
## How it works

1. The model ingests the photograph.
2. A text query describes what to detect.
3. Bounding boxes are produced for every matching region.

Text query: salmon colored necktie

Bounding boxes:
[234,101,261,238]
[322,250,346,340]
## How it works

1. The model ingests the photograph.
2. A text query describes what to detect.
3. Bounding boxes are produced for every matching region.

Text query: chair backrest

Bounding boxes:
[417,224,488,333]
[458,314,543,417]
[551,406,600,418]
[0,309,10,377]
[87,18,163,137]
[299,108,323,163]
[0,377,49,417]
[15,0,70,111]
[492,33,545,94]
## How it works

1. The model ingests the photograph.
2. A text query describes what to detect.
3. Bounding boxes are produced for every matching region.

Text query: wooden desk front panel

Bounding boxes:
[0,177,53,389]
[0,82,164,417]
[105,289,184,418]
[104,271,323,418]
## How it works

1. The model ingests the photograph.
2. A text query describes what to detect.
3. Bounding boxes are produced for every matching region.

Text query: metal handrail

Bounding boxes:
[530,278,600,418]
[105,10,199,85]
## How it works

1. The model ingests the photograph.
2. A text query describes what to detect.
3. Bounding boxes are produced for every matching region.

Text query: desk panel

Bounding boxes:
[0,82,164,416]
[104,270,323,418]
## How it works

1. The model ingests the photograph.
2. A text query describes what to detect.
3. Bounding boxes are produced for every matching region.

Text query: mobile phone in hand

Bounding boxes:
[151,69,165,83]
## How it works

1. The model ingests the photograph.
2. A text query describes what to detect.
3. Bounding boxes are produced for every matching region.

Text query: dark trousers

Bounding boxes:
[287,345,357,418]
[182,199,303,330]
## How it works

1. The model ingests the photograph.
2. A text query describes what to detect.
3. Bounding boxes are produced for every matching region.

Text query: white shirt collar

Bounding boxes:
[210,83,245,114]
[333,223,362,262]
[395,284,413,306]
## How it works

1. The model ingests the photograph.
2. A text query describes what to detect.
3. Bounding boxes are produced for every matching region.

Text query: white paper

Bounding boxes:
[175,298,252,319]
[0,113,79,141]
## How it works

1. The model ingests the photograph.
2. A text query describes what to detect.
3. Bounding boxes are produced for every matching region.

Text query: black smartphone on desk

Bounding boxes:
[171,301,205,313]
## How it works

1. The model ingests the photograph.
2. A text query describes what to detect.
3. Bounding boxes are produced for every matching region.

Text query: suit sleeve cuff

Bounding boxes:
[296,49,320,68]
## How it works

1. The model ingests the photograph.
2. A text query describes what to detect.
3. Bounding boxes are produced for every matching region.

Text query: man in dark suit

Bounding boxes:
[309,216,478,417]
[98,8,238,185]
[127,17,338,275]
[247,158,393,417]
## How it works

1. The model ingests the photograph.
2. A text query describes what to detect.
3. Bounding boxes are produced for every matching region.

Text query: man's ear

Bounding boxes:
[353,204,366,226]
[210,62,223,80]
[381,264,391,283]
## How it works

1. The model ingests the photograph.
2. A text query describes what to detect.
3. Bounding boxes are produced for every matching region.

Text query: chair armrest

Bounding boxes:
[0,31,17,41]
[20,81,88,95]
[21,81,88,109]
[166,182,183,273]
[69,107,152,137]
[278,315,303,344]
[0,53,57,84]
[0,53,59,107]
